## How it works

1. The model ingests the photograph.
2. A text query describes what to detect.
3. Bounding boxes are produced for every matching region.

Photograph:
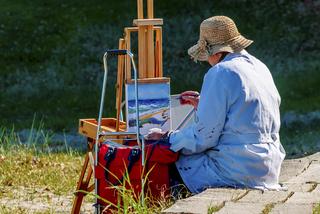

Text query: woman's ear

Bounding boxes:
[208,53,221,66]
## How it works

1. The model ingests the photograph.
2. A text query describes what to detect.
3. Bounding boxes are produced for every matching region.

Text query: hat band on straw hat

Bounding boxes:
[211,35,242,46]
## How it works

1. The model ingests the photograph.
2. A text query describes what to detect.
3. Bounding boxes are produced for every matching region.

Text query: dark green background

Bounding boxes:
[1,0,320,157]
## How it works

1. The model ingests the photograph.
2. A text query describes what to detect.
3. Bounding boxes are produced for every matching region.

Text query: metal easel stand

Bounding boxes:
[95,49,144,214]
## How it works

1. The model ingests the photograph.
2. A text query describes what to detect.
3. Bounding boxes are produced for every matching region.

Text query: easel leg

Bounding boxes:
[71,140,94,214]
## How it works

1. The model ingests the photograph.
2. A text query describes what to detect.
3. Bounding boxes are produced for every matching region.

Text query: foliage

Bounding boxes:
[0,0,320,157]
[314,203,320,214]
[275,66,320,113]
[80,174,173,213]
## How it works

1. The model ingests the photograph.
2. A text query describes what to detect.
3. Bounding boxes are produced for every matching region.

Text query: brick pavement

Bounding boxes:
[163,152,320,214]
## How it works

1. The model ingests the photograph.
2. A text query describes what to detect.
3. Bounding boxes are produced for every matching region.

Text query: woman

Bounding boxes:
[147,16,286,193]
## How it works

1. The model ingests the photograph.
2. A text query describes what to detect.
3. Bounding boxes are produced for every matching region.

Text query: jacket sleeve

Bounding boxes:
[170,65,240,155]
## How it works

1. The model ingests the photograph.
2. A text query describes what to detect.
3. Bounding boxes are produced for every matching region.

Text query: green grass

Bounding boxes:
[1,0,320,132]
[0,206,45,214]
[279,107,320,157]
[0,126,84,195]
[0,125,174,213]
[208,203,225,214]
[275,62,320,113]
[0,149,83,194]
[82,178,173,213]
[314,203,320,214]
[261,203,275,214]
[1,1,319,158]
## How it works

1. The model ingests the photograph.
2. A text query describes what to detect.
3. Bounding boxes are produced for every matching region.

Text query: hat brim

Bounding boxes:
[188,35,253,62]
[187,44,209,62]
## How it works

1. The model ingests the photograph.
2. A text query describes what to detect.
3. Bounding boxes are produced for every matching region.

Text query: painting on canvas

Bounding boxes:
[125,81,171,135]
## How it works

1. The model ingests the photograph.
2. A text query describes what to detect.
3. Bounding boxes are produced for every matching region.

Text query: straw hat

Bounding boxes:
[188,16,253,62]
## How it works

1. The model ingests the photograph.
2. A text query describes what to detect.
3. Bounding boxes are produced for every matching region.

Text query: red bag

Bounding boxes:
[95,139,178,211]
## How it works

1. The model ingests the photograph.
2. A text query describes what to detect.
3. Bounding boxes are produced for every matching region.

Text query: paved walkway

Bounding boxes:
[163,152,320,214]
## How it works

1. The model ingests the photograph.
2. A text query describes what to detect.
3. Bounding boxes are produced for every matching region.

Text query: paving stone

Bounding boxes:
[216,202,265,214]
[286,192,320,204]
[306,152,320,162]
[192,188,247,200]
[238,190,291,203]
[286,162,320,184]
[279,158,310,183]
[162,189,247,214]
[164,153,320,214]
[285,183,315,192]
[269,203,313,214]
[162,197,219,214]
[312,184,320,193]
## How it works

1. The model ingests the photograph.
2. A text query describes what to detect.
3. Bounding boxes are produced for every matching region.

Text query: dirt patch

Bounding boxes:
[0,186,93,213]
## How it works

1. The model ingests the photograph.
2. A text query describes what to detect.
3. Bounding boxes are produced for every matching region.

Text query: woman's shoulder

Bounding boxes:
[206,61,241,83]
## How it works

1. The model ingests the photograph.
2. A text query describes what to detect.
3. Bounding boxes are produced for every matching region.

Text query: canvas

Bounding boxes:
[125,81,171,135]
[170,94,195,130]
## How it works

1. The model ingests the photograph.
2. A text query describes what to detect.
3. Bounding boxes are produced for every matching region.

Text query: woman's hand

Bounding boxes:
[144,128,166,141]
[180,91,200,109]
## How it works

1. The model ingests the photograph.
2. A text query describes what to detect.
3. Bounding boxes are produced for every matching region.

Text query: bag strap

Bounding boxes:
[114,148,141,186]
[127,148,141,173]
[104,147,117,181]
[104,147,141,186]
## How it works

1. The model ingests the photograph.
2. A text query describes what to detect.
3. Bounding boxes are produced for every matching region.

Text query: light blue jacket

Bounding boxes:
[170,50,286,193]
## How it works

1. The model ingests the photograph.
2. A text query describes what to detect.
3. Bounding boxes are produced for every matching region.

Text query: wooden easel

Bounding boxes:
[71,1,166,213]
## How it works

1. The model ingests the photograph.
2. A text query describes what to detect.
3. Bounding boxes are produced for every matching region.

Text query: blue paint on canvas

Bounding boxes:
[126,82,171,135]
